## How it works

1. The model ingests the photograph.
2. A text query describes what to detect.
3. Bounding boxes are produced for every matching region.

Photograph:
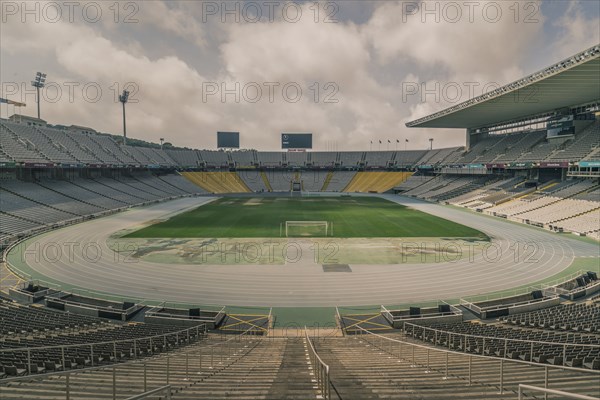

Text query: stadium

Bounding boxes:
[1,3,599,400]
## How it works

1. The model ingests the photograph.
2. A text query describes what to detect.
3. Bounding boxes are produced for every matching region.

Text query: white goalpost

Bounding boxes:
[284,221,330,237]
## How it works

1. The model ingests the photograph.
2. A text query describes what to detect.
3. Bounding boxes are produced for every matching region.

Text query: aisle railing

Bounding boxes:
[305,327,331,400]
[355,326,599,397]
[0,326,263,400]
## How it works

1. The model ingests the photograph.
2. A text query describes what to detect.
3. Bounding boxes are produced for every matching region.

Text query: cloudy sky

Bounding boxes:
[1,0,598,151]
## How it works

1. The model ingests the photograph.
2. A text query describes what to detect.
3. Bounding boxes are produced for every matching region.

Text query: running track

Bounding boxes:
[8,195,599,307]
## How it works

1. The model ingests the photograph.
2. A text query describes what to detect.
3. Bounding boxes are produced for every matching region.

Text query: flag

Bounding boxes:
[379,140,382,144]
[0,98,26,107]
[387,140,391,143]
[370,140,372,144]
[396,139,399,143]
[405,139,409,142]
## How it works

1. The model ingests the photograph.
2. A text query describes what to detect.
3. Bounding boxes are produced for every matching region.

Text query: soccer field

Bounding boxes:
[125,196,487,239]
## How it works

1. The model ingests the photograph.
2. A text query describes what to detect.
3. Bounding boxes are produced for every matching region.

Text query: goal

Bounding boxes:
[283,221,330,237]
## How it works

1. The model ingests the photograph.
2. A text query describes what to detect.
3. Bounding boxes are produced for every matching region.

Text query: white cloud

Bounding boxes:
[363,1,545,141]
[136,1,206,47]
[550,1,600,60]
[0,0,595,151]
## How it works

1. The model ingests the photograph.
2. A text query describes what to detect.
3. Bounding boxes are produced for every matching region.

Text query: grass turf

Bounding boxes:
[125,196,487,239]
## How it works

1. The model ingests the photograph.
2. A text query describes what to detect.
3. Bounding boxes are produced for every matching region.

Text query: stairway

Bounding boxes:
[321,171,334,191]
[315,335,597,400]
[0,336,317,400]
[324,334,523,400]
[261,171,273,192]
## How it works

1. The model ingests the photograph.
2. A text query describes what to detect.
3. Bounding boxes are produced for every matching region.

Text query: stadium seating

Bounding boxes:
[2,117,599,171]
[447,177,524,207]
[485,179,597,218]
[298,170,329,191]
[2,122,77,164]
[551,208,600,236]
[2,118,598,176]
[0,185,79,226]
[264,171,295,191]
[0,123,51,164]
[501,303,600,333]
[157,174,208,194]
[36,179,123,210]
[393,174,435,192]
[310,151,337,167]
[0,331,325,399]
[0,292,597,398]
[257,152,283,167]
[0,174,204,245]
[344,171,412,193]
[338,151,363,167]
[418,176,600,237]
[237,170,270,192]
[516,198,599,226]
[285,151,307,167]
[165,149,201,168]
[0,213,40,241]
[181,172,251,193]
[198,151,230,167]
[3,180,106,216]
[0,299,108,337]
[0,314,201,381]
[454,135,506,164]
[549,121,600,161]
[494,131,546,163]
[36,126,100,164]
[322,171,357,192]
[419,176,496,202]
[230,150,256,168]
[316,333,598,399]
[395,150,430,167]
[363,151,395,167]
[91,134,138,164]
[403,320,600,369]
[402,175,464,198]
[415,147,462,166]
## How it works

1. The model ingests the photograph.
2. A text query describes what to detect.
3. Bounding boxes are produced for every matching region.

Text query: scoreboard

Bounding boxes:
[282,133,312,149]
[217,132,240,148]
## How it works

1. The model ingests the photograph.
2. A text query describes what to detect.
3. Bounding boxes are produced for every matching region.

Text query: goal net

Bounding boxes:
[284,221,330,237]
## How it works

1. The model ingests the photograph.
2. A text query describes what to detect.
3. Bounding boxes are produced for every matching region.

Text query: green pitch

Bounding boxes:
[125,197,487,239]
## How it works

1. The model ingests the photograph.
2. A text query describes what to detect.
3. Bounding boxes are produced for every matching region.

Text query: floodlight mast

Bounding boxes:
[31,72,47,119]
[119,90,130,145]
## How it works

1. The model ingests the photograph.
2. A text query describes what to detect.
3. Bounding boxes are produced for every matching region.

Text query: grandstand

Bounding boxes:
[1,43,599,400]
[343,171,412,193]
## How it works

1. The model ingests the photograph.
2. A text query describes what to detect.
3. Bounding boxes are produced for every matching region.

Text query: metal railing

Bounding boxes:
[381,301,462,321]
[125,385,172,400]
[402,321,600,369]
[0,324,207,377]
[266,307,273,336]
[518,384,600,400]
[461,294,559,315]
[0,326,263,399]
[380,304,394,322]
[460,269,588,305]
[304,327,331,400]
[335,307,345,337]
[355,326,599,397]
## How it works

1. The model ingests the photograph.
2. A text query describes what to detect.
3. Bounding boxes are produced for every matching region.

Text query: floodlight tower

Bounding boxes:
[429,138,434,150]
[119,90,130,145]
[160,138,165,150]
[31,72,47,119]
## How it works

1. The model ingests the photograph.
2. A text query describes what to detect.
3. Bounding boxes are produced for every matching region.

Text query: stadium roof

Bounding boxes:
[406,45,600,129]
